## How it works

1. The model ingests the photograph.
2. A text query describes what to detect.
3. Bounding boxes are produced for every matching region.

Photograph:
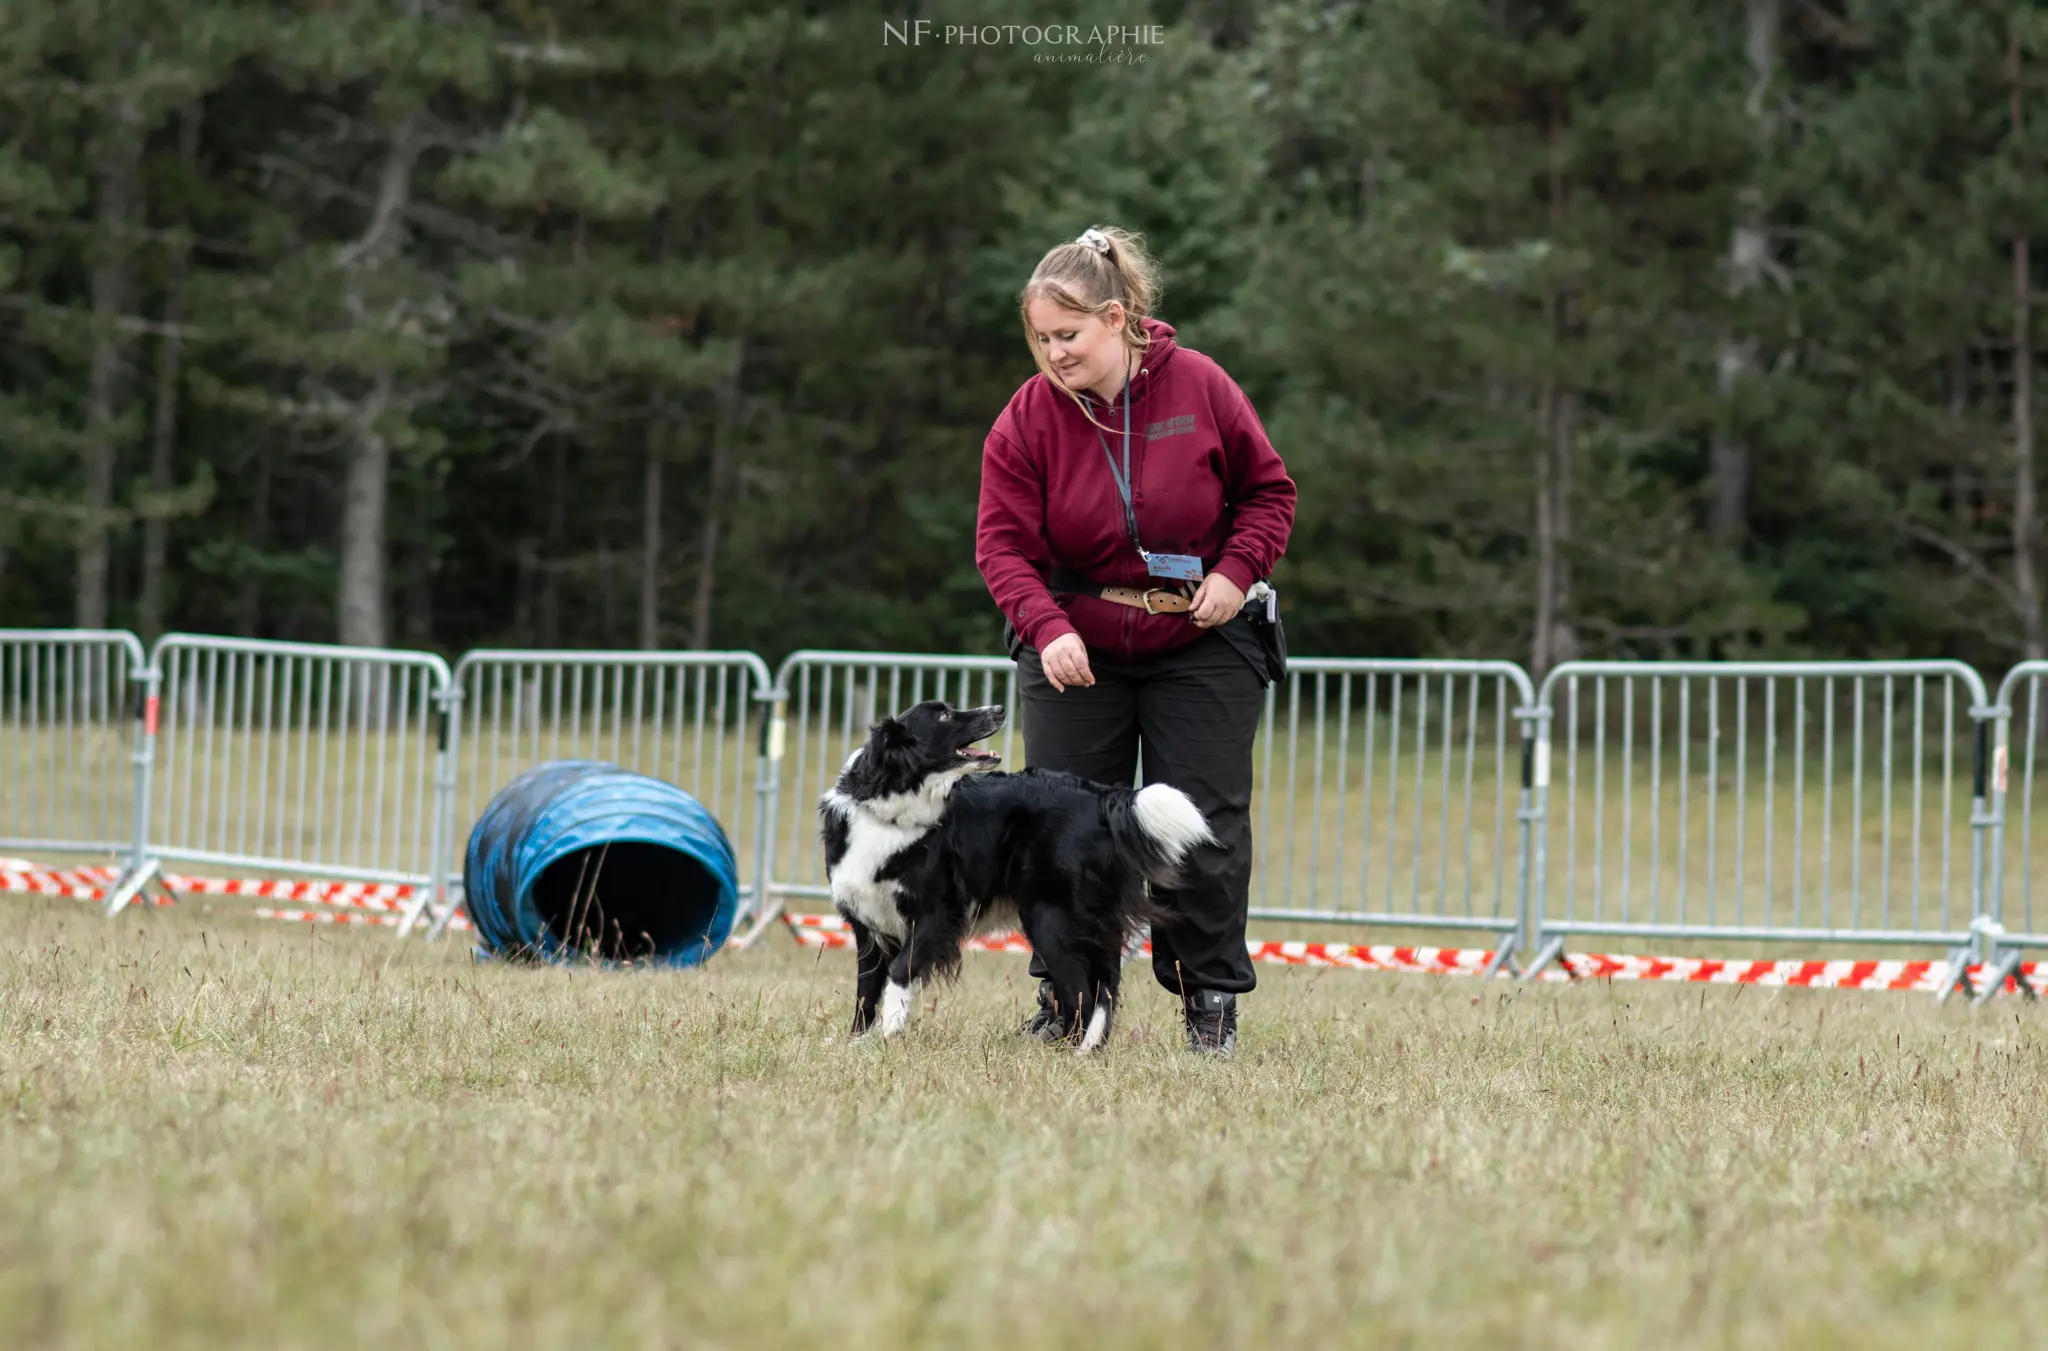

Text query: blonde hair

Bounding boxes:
[1019,226,1163,427]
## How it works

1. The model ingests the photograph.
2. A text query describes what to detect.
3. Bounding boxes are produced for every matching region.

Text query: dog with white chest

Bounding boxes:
[818,699,1215,1051]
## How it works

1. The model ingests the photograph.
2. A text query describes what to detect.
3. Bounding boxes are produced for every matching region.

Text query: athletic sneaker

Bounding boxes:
[1182,988,1238,1057]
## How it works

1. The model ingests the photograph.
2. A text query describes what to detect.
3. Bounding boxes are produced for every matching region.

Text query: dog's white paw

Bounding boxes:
[1076,1001,1112,1054]
[880,981,912,1037]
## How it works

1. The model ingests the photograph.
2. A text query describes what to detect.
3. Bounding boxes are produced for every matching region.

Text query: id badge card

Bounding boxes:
[1142,551,1205,583]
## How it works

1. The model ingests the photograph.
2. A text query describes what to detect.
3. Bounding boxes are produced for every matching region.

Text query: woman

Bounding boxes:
[975,225,1295,1057]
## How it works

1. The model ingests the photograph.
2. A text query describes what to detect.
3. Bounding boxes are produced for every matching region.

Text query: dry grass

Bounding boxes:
[1,895,2046,1349]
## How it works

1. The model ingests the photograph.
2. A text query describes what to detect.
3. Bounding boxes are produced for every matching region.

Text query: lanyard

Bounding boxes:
[1095,373,1143,553]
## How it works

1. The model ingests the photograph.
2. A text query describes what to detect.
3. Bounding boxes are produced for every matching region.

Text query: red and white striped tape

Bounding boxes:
[2,859,2037,994]
[781,913,2043,996]
[0,859,472,931]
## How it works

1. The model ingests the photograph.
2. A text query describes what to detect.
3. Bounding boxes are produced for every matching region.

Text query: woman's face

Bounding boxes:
[1026,297,1127,397]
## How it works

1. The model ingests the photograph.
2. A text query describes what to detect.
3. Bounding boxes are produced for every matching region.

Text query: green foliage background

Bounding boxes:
[2,0,2044,672]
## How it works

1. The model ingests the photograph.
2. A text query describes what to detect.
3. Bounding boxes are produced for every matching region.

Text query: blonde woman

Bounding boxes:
[976,226,1295,1057]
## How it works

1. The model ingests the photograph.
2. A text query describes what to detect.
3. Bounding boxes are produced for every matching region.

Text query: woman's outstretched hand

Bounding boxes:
[1041,633,1095,691]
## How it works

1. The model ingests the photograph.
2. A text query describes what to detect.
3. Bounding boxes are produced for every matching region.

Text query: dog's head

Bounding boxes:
[837,700,1006,802]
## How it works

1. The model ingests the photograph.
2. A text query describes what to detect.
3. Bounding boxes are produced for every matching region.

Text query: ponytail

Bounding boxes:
[1018,225,1164,428]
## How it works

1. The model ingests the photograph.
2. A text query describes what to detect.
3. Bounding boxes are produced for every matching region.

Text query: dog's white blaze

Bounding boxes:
[820,799,918,941]
[880,981,912,1036]
[819,767,982,941]
[1133,784,1216,860]
[1078,1001,1111,1052]
[861,763,979,829]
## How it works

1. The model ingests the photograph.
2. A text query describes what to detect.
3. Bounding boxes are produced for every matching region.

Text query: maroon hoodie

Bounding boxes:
[976,318,1296,664]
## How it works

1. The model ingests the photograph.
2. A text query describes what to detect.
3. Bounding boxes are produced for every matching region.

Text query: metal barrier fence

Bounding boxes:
[0,629,152,878]
[731,651,1540,964]
[1983,661,2048,998]
[133,634,455,920]
[1248,660,1539,972]
[8,626,2048,999]
[1525,661,1995,992]
[735,650,1019,944]
[431,649,776,938]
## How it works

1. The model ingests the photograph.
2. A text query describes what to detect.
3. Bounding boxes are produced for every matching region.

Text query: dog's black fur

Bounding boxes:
[819,699,1216,1050]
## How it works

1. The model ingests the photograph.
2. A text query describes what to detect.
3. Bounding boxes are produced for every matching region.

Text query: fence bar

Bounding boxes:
[736,651,1542,962]
[428,649,775,938]
[1527,660,1993,983]
[1977,662,2048,1003]
[131,634,453,919]
[1259,660,1538,968]
[733,650,1017,946]
[0,630,149,865]
[4,628,2041,999]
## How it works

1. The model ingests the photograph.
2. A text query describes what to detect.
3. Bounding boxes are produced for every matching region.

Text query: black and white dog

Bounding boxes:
[819,699,1215,1051]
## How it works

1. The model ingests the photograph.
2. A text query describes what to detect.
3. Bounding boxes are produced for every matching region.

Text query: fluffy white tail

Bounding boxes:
[1130,784,1216,866]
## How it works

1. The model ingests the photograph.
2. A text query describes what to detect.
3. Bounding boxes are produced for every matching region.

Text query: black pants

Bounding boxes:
[1017,630,1263,997]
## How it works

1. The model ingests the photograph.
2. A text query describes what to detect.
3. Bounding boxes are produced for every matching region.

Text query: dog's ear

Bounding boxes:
[871,716,912,748]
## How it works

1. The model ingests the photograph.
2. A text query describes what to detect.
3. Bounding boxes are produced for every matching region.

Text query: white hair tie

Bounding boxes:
[1076,228,1112,256]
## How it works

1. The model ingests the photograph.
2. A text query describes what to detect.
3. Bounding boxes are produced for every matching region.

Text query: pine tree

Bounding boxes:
[444,12,734,651]
[0,1,238,629]
[1792,1,2048,660]
[1211,0,1798,668]
[188,3,502,648]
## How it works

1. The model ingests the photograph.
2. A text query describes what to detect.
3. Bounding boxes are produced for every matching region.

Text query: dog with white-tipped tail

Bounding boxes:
[818,699,1216,1052]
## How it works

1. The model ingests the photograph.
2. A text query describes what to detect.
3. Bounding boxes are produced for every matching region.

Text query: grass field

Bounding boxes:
[2,895,2046,1349]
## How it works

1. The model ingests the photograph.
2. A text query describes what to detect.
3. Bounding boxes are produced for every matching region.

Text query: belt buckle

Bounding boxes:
[1141,588,1172,615]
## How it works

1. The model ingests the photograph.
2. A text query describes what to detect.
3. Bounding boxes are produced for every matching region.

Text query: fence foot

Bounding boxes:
[729,896,790,949]
[1517,935,1569,983]
[1938,946,1976,1004]
[102,855,170,919]
[423,894,467,942]
[1480,934,1520,980]
[395,887,437,940]
[727,895,788,950]
[1970,949,2035,1007]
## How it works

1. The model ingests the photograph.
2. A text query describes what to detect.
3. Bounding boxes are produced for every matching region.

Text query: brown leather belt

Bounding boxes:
[1093,585,1193,614]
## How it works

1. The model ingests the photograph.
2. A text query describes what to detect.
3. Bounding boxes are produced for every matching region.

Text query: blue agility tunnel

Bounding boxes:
[463,760,739,967]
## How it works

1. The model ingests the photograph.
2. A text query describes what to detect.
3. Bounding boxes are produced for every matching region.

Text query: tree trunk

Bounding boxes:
[599,545,618,640]
[1550,359,1579,668]
[1531,102,1578,677]
[403,492,435,647]
[638,209,675,651]
[139,277,186,641]
[1710,0,1779,545]
[337,369,393,648]
[2011,29,2042,659]
[1533,379,1558,678]
[238,441,273,637]
[512,538,536,647]
[140,104,203,643]
[334,119,421,650]
[75,99,142,631]
[689,342,746,651]
[540,437,567,648]
[639,409,665,650]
